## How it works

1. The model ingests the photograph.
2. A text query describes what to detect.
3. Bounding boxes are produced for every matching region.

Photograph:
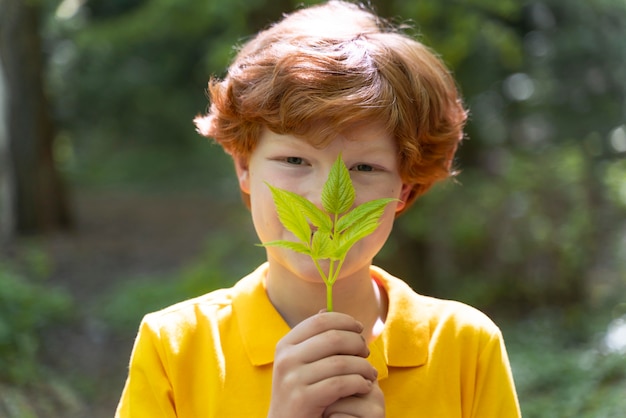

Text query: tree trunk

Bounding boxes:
[0,0,72,240]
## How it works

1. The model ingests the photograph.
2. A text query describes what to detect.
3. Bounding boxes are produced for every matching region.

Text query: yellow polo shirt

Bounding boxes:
[116,263,521,417]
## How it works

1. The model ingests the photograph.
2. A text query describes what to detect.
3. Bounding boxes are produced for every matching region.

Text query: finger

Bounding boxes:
[273,334,372,389]
[324,396,373,418]
[300,354,378,385]
[296,328,370,363]
[307,374,374,408]
[280,312,364,346]
[323,383,385,418]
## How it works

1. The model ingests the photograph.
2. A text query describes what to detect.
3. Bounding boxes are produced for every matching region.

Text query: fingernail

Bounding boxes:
[356,321,364,331]
[318,309,327,314]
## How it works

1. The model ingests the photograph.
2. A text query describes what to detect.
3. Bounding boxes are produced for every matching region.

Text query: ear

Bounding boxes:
[395,183,413,213]
[233,156,250,194]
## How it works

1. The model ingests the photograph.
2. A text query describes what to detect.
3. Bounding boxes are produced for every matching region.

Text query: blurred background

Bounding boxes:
[0,0,625,416]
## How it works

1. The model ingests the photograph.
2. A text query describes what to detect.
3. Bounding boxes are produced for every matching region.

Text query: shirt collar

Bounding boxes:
[369,266,429,375]
[232,263,430,375]
[232,263,290,366]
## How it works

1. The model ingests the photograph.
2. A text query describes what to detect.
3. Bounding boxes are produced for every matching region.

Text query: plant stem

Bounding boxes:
[313,258,333,311]
[326,282,333,312]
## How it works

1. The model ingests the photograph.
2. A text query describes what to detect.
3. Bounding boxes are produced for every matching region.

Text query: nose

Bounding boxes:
[300,166,335,214]
[303,175,327,212]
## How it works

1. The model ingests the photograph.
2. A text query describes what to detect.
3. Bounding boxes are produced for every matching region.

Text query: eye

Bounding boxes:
[352,164,374,172]
[285,157,304,165]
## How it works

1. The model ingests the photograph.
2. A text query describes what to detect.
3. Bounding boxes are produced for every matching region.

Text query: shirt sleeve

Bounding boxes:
[115,316,177,418]
[470,328,522,418]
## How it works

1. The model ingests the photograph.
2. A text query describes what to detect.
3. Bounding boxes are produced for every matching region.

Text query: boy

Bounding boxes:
[116,1,522,417]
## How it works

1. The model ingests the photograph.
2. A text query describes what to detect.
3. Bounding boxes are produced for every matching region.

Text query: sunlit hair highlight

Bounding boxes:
[194,0,468,214]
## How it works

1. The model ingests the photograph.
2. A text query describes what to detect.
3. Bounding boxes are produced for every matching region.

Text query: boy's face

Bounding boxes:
[234,122,411,284]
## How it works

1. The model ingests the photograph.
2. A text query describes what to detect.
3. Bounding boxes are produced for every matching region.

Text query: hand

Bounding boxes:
[267,311,379,418]
[323,380,385,418]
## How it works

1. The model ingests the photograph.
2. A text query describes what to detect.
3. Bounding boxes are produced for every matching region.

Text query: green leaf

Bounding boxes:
[310,229,338,260]
[260,240,311,255]
[296,195,333,232]
[261,158,398,312]
[267,183,312,244]
[322,155,355,215]
[333,221,379,259]
[335,198,397,234]
[332,198,396,258]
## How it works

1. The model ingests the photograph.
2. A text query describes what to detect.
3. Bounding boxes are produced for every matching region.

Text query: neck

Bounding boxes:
[264,261,387,342]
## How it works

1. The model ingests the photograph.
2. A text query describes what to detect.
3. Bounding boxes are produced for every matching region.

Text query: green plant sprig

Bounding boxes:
[260,154,397,311]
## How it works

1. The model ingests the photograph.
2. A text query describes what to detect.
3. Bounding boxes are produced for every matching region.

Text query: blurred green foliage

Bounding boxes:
[504,312,626,418]
[97,223,265,332]
[0,261,73,385]
[384,143,626,311]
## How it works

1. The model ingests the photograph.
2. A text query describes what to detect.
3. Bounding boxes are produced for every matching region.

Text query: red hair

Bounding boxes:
[194,0,467,213]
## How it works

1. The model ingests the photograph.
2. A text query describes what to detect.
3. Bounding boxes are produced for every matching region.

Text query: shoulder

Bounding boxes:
[139,265,266,338]
[372,265,501,338]
[139,287,235,337]
[149,286,235,318]
[420,294,500,337]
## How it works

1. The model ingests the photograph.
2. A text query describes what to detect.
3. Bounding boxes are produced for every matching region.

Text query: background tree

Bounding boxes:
[0,0,72,240]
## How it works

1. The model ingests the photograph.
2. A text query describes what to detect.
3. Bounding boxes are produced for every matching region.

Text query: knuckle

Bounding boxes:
[272,349,294,375]
[327,374,363,396]
[328,355,350,374]
[310,312,332,331]
[290,385,307,406]
[324,328,344,346]
[272,361,287,377]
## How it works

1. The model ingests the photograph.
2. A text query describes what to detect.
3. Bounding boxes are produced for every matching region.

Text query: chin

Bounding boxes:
[293,257,330,284]
[268,249,325,283]
[298,253,371,284]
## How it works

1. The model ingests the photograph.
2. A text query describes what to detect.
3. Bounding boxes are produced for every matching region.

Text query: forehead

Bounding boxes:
[279,120,395,148]
[257,121,397,156]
